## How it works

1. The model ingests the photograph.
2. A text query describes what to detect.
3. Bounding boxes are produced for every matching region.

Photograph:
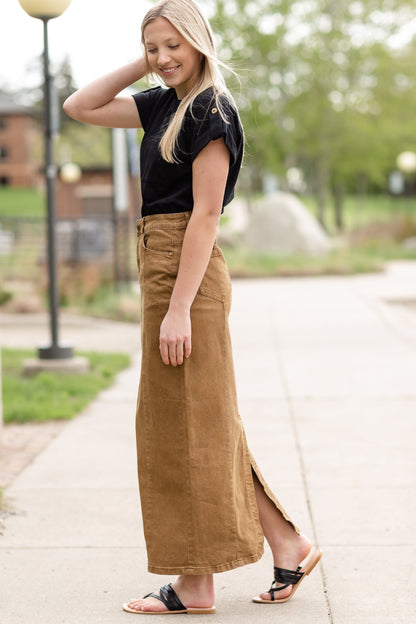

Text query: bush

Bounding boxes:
[0,287,12,306]
[349,215,416,246]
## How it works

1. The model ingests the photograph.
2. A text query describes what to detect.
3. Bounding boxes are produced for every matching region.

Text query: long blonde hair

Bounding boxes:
[141,0,235,163]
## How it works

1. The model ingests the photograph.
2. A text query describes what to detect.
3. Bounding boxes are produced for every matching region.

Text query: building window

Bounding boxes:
[0,145,8,160]
[0,118,6,130]
[0,176,9,186]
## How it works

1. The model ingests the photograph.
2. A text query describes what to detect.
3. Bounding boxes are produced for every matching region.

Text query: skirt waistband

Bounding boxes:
[137,211,192,235]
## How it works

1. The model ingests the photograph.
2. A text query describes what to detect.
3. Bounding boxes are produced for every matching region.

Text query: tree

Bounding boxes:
[21,55,112,167]
[208,0,416,229]
[54,55,79,131]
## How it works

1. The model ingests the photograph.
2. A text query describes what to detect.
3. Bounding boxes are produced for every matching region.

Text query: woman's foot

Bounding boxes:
[125,574,215,613]
[252,472,318,602]
[258,533,314,601]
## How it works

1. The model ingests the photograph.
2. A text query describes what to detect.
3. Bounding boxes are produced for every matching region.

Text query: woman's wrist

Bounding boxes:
[125,57,147,83]
[100,58,147,93]
[168,299,192,315]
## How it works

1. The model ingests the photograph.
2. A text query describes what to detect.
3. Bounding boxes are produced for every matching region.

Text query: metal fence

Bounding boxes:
[0,215,138,286]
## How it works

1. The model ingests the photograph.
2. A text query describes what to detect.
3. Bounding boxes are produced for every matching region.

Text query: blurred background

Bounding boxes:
[2,5,416,619]
[1,0,416,319]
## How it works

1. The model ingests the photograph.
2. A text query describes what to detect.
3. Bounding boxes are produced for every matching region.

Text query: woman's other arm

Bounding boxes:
[159,137,230,367]
[63,58,146,128]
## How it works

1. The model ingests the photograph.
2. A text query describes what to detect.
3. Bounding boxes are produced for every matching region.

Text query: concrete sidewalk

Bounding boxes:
[1,260,415,623]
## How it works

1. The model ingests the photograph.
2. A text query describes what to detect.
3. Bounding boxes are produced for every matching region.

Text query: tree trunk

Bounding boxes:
[316,188,326,230]
[333,182,344,232]
[313,163,329,231]
[249,163,263,195]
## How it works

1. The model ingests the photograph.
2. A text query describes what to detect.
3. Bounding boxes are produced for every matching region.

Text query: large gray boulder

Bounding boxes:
[243,192,331,256]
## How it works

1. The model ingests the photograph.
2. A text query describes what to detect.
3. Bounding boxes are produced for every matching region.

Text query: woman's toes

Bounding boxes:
[260,585,292,601]
[140,598,167,612]
[127,599,145,611]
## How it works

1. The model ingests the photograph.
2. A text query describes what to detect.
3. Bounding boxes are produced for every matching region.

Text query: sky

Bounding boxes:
[1,0,156,92]
[2,0,416,95]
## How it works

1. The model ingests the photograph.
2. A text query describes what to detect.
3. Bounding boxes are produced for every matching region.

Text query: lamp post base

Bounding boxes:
[38,345,74,360]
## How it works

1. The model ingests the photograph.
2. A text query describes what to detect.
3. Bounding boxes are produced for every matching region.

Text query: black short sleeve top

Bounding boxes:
[132,87,244,217]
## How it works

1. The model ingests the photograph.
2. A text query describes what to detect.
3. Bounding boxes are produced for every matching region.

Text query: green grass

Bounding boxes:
[302,194,416,233]
[223,242,416,278]
[1,349,131,424]
[0,188,45,217]
[221,194,416,277]
[1,189,414,227]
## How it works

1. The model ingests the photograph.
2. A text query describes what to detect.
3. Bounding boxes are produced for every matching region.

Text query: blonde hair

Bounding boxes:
[141,0,235,163]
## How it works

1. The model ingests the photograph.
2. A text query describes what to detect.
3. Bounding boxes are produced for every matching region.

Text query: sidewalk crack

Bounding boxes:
[270,308,335,624]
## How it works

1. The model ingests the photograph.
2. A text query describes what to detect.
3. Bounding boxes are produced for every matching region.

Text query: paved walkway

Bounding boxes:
[1,261,415,623]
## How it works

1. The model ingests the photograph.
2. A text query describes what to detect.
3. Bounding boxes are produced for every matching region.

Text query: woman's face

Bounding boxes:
[143,17,203,99]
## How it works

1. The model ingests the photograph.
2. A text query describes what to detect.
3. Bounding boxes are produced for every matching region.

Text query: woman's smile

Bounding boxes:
[144,17,203,99]
[160,65,180,75]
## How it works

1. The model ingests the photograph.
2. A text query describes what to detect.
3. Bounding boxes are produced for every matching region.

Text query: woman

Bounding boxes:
[64,0,321,614]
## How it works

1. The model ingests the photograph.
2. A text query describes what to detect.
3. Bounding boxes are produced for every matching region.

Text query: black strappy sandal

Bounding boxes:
[252,547,322,604]
[122,583,216,614]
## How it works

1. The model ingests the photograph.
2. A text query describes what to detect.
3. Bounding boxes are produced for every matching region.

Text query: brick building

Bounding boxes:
[0,91,141,219]
[0,91,40,187]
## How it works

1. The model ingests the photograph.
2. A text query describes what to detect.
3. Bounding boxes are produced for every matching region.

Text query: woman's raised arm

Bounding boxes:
[63,58,146,129]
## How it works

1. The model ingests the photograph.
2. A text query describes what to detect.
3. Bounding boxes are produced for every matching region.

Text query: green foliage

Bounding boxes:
[223,240,416,278]
[0,288,12,305]
[74,284,141,324]
[302,194,416,233]
[222,245,384,277]
[55,56,80,132]
[58,123,112,168]
[0,188,45,217]
[1,349,130,424]
[222,193,416,276]
[28,55,79,133]
[23,55,112,167]
[210,0,416,223]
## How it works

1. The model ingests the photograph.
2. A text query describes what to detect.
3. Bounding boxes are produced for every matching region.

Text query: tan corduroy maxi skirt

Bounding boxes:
[135,211,298,575]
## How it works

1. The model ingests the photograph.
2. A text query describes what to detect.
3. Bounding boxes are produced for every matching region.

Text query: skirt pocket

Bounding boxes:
[143,231,174,257]
[198,249,231,304]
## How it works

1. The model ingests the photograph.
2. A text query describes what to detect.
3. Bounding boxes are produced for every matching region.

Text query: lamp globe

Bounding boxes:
[397,151,416,175]
[18,0,71,19]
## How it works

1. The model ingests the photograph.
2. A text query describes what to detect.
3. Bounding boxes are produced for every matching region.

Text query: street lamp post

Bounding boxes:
[18,0,73,359]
